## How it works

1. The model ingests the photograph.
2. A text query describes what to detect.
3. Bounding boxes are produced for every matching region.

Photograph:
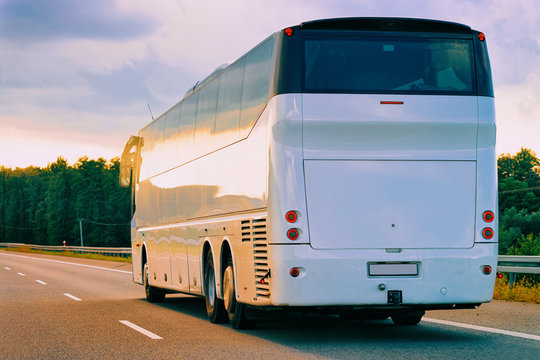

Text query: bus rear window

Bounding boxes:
[304,37,474,94]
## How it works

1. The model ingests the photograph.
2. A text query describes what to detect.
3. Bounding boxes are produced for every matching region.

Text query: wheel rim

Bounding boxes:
[207,267,215,307]
[144,264,150,297]
[223,266,235,312]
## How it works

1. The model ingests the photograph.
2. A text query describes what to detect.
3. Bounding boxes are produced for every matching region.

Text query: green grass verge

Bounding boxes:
[493,276,540,304]
[2,246,131,263]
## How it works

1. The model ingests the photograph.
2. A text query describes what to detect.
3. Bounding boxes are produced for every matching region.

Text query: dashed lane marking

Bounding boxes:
[63,293,82,301]
[17,272,26,276]
[35,280,47,285]
[4,266,11,270]
[119,320,163,339]
[423,317,540,342]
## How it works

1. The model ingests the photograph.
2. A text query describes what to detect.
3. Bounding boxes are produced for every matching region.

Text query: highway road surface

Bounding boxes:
[1,250,538,359]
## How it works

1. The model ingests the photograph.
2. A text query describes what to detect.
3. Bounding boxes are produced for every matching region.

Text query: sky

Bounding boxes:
[0,0,539,168]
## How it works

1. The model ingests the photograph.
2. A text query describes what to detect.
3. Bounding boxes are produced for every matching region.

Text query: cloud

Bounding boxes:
[1,0,539,168]
[0,0,157,41]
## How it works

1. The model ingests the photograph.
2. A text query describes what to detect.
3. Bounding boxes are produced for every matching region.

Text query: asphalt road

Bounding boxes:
[1,250,538,360]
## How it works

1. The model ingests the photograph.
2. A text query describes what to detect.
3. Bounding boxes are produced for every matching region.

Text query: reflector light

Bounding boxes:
[290,267,300,277]
[285,211,298,223]
[483,210,494,223]
[380,101,404,105]
[482,227,494,239]
[284,27,294,37]
[478,32,486,41]
[287,228,299,240]
[482,265,492,275]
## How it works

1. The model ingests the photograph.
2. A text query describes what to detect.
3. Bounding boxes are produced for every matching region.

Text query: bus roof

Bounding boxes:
[299,17,471,34]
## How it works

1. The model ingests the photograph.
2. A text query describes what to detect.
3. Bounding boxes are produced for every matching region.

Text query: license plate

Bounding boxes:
[368,263,418,276]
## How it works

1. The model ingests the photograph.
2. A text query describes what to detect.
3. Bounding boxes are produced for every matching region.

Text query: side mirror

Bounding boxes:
[119,136,142,188]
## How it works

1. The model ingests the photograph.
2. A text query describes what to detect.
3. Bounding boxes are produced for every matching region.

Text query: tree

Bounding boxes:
[498,148,540,213]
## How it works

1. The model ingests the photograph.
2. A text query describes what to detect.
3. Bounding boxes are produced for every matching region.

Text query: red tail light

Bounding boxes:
[483,210,494,222]
[482,265,492,275]
[284,27,294,37]
[285,211,298,223]
[290,267,300,277]
[287,228,299,240]
[478,32,485,41]
[482,227,494,239]
[497,273,503,279]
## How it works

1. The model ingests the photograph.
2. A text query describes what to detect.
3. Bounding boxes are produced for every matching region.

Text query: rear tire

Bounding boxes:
[391,311,424,326]
[204,252,227,323]
[144,262,165,303]
[223,257,255,329]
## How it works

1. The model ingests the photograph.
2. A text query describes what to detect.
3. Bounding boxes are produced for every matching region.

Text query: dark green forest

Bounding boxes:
[0,157,131,247]
[0,148,539,254]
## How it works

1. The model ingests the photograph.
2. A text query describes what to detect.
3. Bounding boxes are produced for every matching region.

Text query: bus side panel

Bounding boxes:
[131,227,143,284]
[266,94,309,246]
[475,97,498,246]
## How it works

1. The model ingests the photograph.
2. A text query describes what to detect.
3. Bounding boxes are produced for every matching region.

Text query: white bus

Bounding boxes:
[120,17,497,329]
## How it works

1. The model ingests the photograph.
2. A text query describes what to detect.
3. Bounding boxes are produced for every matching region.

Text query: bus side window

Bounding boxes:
[178,92,198,165]
[239,38,274,137]
[163,105,181,170]
[215,59,245,149]
[194,79,220,158]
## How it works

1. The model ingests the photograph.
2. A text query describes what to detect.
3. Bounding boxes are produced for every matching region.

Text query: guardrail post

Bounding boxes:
[509,273,517,289]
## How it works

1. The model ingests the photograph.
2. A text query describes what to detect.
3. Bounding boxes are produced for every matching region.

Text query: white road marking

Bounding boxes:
[0,252,131,274]
[63,293,82,301]
[17,272,26,276]
[35,280,47,285]
[423,317,540,342]
[119,320,163,340]
[4,266,11,270]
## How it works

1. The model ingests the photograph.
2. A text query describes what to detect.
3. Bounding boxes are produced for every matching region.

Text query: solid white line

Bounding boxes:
[119,320,163,339]
[63,293,82,301]
[0,252,131,274]
[35,280,47,285]
[17,272,26,276]
[423,317,540,342]
[4,266,11,270]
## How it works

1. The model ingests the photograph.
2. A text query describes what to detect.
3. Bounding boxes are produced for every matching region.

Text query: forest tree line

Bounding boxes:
[0,157,131,247]
[0,148,539,254]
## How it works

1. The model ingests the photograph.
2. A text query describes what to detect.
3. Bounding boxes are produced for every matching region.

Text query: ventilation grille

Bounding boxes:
[242,217,270,299]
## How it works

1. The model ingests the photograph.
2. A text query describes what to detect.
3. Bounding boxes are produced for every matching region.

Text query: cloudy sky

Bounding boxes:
[1,0,539,168]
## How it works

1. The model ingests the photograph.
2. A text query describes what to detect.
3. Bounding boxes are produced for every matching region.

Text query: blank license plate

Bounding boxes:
[368,263,418,276]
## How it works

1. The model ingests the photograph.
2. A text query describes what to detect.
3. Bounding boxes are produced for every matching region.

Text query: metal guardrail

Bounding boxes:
[497,255,540,288]
[0,243,131,258]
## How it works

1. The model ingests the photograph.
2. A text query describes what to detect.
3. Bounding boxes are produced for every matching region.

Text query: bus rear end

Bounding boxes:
[266,18,497,322]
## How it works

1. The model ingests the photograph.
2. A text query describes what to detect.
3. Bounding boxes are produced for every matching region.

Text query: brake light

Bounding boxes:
[287,228,299,240]
[482,227,494,239]
[290,267,300,277]
[483,210,494,222]
[285,211,298,223]
[482,265,492,275]
[478,32,486,41]
[284,27,294,37]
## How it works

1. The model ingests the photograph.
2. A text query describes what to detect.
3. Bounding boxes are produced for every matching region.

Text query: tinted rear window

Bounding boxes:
[304,37,474,95]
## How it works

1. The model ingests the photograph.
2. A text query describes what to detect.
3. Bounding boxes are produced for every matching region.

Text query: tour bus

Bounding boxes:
[120,17,497,329]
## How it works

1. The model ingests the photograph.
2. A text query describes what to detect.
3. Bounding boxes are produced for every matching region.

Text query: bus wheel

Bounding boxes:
[391,311,424,326]
[144,262,165,302]
[204,252,227,323]
[223,258,255,329]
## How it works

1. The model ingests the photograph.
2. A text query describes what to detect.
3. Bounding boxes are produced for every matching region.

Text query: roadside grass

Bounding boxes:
[2,246,131,263]
[493,276,540,304]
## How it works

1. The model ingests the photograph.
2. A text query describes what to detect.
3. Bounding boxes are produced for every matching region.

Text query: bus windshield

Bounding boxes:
[304,37,474,95]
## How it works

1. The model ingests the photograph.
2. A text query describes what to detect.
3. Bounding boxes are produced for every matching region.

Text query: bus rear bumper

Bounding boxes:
[266,243,497,307]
